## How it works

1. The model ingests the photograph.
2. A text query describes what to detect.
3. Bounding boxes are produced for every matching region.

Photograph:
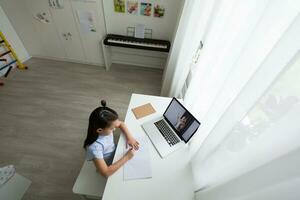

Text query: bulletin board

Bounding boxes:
[102,0,183,40]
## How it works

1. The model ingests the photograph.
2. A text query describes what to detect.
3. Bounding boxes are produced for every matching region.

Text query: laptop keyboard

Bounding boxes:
[154,120,180,146]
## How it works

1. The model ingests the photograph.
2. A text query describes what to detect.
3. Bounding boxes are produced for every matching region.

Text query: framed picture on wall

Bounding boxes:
[140,2,152,16]
[154,4,165,18]
[127,1,138,15]
[114,0,125,13]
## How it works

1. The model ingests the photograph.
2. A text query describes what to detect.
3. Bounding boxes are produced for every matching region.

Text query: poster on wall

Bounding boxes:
[114,0,125,13]
[77,10,97,33]
[127,1,138,15]
[140,2,152,16]
[154,4,165,18]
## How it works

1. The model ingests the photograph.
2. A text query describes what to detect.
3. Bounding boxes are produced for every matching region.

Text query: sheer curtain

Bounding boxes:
[194,46,300,200]
[161,0,216,97]
[185,0,271,156]
[173,0,300,194]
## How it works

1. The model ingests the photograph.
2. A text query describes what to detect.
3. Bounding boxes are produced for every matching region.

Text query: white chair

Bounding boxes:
[73,161,107,200]
[0,173,31,200]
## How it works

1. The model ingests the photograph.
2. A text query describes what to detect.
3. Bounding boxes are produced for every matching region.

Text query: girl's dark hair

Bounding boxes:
[83,100,118,149]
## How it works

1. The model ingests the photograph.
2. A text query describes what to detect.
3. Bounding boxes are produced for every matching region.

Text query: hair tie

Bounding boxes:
[100,99,107,107]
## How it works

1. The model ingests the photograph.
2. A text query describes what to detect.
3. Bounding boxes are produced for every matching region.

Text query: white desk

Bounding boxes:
[102,94,195,200]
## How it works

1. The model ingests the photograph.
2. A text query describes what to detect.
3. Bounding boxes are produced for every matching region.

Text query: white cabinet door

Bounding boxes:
[25,0,66,59]
[71,0,106,65]
[49,0,86,62]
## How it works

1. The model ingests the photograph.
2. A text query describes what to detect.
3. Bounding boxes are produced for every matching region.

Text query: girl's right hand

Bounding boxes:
[125,148,135,160]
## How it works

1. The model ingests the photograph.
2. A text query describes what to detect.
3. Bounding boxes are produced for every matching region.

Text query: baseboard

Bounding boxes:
[30,51,166,69]
[113,60,164,69]
[21,55,32,63]
[31,55,105,68]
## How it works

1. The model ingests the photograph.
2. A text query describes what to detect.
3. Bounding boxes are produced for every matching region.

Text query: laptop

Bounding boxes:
[142,98,201,158]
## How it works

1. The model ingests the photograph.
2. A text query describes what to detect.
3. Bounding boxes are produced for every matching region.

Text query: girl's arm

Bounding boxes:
[93,148,135,178]
[117,120,140,150]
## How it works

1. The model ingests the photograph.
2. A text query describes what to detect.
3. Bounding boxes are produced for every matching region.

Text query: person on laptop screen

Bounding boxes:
[174,112,193,133]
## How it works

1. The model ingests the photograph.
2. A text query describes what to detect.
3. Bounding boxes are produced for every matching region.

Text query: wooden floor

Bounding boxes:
[0,58,163,200]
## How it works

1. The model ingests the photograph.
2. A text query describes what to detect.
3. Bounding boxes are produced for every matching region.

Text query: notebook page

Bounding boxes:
[123,135,152,180]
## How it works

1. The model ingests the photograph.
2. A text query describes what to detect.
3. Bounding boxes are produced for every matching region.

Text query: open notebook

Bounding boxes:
[123,135,152,180]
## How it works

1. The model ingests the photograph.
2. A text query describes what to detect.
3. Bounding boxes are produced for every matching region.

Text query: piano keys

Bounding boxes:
[103,34,171,52]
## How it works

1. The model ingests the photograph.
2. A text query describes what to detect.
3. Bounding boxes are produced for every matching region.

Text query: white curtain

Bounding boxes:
[170,0,300,195]
[194,48,300,200]
[161,0,216,97]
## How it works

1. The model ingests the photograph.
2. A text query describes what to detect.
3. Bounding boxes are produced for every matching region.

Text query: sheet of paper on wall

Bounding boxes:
[123,135,152,180]
[135,24,145,39]
[77,10,97,33]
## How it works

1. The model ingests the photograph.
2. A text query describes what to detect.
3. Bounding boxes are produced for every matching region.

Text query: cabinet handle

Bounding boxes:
[67,32,72,40]
[63,33,68,40]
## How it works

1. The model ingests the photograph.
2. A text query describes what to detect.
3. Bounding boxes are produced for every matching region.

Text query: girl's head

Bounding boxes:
[83,100,119,149]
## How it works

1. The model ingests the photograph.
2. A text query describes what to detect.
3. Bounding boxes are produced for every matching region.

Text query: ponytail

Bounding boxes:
[83,99,118,149]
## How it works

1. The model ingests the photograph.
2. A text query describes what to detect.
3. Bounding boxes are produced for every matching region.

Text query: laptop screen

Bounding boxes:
[163,98,201,143]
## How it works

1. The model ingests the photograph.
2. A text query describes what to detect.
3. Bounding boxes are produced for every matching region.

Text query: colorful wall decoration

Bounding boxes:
[127,1,138,15]
[114,0,125,13]
[154,4,165,18]
[140,2,152,16]
[113,0,166,19]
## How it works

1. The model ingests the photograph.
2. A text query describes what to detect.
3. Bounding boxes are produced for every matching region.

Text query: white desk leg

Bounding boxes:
[101,39,112,71]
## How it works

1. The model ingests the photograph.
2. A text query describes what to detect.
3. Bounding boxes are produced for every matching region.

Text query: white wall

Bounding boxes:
[0,0,42,57]
[0,4,30,62]
[102,0,182,40]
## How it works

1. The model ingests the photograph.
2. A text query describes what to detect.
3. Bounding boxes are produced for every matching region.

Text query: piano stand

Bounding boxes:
[101,34,171,71]
[102,38,112,71]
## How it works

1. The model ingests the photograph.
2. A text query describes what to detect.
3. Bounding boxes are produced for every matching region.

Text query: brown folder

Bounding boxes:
[132,103,156,119]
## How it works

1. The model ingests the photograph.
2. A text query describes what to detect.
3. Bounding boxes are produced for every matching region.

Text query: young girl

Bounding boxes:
[83,100,139,178]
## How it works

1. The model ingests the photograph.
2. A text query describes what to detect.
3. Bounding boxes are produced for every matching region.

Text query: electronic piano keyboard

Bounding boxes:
[103,34,171,52]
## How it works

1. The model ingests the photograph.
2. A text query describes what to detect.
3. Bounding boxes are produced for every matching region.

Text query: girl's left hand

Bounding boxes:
[126,137,140,150]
